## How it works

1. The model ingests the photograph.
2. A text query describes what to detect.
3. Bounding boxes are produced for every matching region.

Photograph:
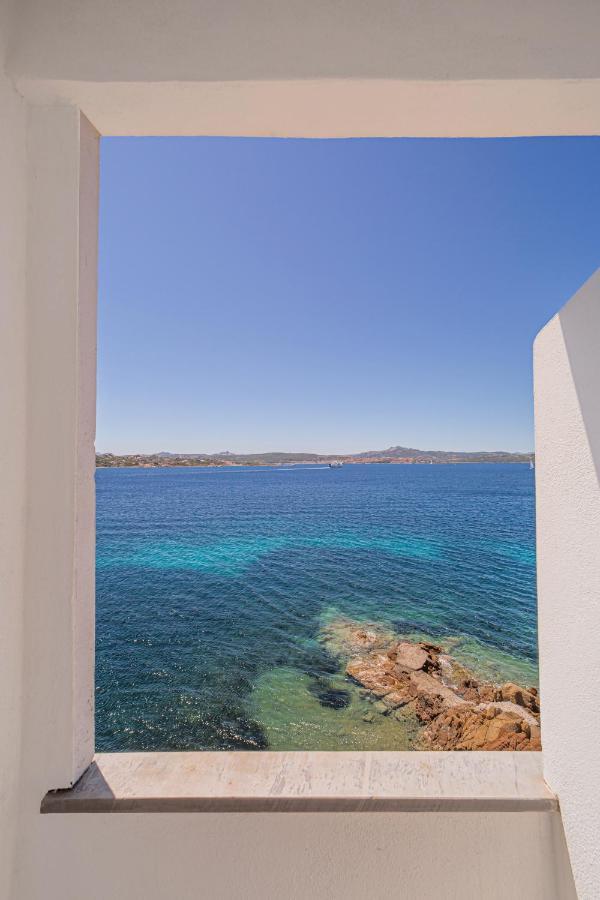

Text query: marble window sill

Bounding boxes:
[41,750,555,814]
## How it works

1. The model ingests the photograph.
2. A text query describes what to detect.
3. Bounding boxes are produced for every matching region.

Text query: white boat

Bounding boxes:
[329,461,343,468]
[530,457,535,470]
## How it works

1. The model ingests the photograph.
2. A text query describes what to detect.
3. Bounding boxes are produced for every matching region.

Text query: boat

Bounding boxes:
[530,457,535,470]
[329,461,343,468]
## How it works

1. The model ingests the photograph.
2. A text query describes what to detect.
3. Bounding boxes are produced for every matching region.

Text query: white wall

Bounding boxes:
[7,0,600,136]
[0,2,27,897]
[17,811,576,900]
[9,0,600,82]
[535,269,600,900]
[2,2,599,897]
[22,105,97,793]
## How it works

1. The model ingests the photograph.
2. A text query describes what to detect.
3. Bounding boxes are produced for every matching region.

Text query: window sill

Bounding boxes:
[40,750,554,814]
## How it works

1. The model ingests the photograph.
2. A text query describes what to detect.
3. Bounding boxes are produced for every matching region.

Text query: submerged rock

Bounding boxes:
[314,687,351,710]
[319,618,397,660]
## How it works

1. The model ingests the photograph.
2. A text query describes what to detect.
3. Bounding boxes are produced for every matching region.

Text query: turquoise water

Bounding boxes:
[96,463,537,751]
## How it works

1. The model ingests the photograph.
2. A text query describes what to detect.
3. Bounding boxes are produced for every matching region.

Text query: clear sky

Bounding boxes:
[98,137,600,455]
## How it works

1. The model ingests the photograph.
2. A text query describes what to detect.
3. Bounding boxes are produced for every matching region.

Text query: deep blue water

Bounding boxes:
[96,463,537,751]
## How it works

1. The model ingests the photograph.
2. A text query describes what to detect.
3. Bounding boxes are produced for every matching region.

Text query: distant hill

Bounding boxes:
[358,445,531,463]
[97,446,533,468]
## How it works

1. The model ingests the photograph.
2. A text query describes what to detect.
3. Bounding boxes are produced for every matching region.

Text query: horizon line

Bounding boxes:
[96,445,534,457]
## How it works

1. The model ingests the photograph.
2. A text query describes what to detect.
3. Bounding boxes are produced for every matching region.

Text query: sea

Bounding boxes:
[96,462,537,752]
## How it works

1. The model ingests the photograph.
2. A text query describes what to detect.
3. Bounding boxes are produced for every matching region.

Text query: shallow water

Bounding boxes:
[96,463,537,751]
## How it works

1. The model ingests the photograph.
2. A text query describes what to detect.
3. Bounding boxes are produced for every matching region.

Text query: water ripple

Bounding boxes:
[96,463,537,751]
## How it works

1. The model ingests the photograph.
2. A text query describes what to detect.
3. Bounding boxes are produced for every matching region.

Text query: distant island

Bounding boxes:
[96,445,533,468]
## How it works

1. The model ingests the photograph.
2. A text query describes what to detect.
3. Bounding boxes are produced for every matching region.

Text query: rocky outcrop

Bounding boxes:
[422,702,541,751]
[499,682,539,714]
[324,618,541,751]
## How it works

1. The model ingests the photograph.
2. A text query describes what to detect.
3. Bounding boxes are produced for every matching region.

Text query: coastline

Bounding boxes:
[96,460,533,469]
[96,444,533,469]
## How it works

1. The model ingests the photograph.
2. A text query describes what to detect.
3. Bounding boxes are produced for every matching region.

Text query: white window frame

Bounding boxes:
[25,78,599,810]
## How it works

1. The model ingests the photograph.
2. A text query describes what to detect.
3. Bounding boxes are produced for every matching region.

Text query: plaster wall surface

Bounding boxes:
[8,0,600,82]
[21,102,97,798]
[5,0,600,136]
[0,2,598,898]
[0,3,28,897]
[18,810,576,900]
[535,269,600,900]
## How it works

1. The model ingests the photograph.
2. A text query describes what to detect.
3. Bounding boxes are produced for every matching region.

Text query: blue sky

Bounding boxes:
[98,137,600,454]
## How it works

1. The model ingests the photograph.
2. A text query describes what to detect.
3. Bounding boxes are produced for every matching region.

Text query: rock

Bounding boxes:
[422,704,542,751]
[409,670,467,709]
[439,654,473,687]
[477,684,502,703]
[413,692,448,723]
[500,682,540,713]
[393,642,430,671]
[457,677,480,701]
[362,711,375,723]
[347,646,467,728]
[312,687,351,710]
[336,622,542,753]
[476,700,539,729]
[461,687,480,702]
[382,689,412,710]
[346,656,400,697]
[319,618,396,659]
